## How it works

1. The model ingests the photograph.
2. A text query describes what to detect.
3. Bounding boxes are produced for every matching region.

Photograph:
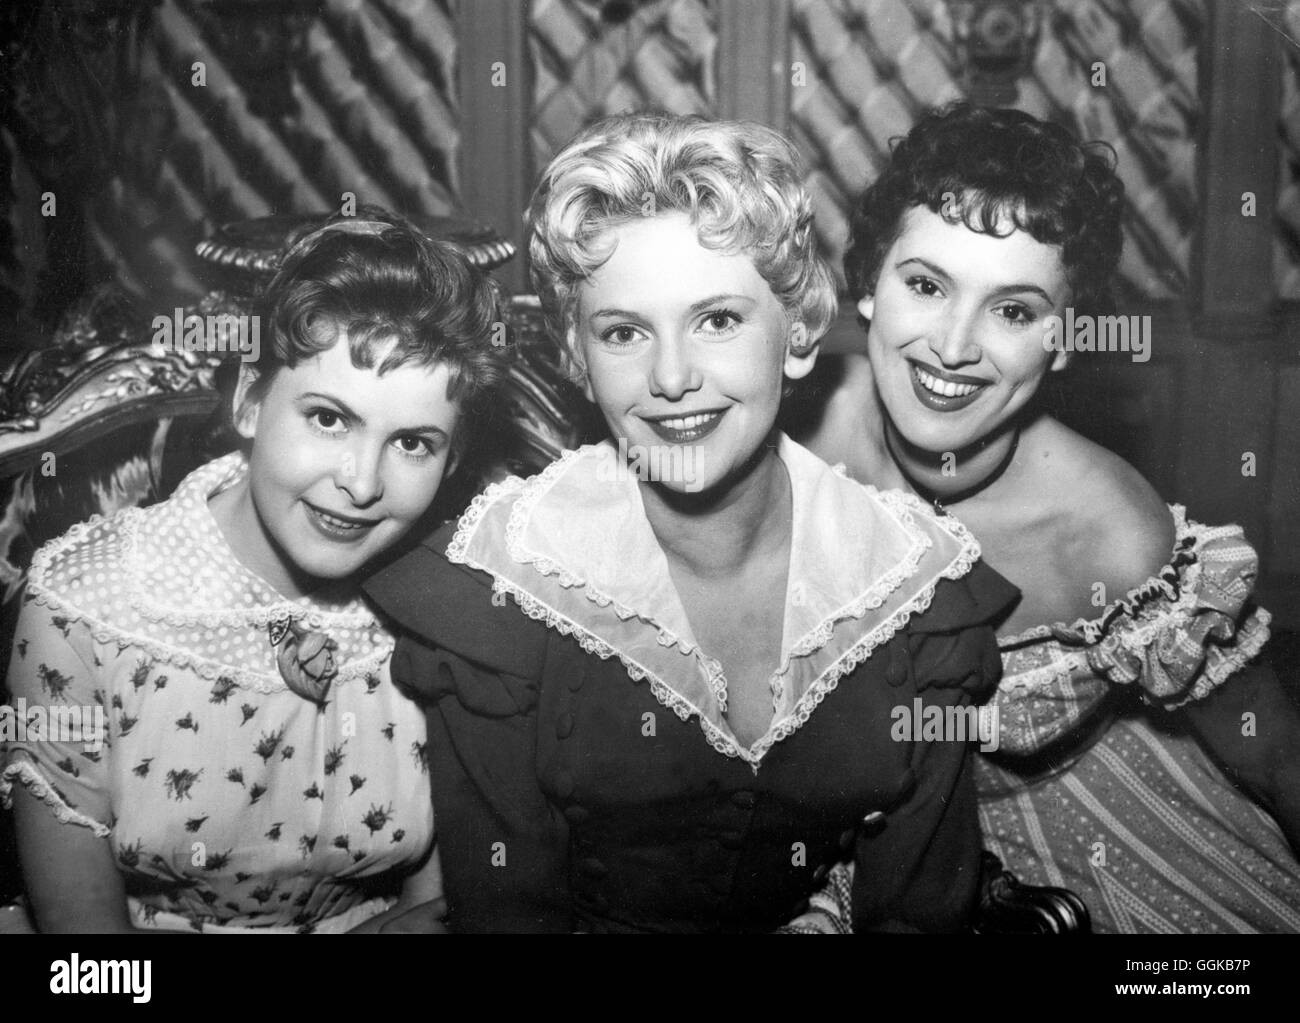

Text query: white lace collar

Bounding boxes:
[27,451,392,693]
[448,434,982,768]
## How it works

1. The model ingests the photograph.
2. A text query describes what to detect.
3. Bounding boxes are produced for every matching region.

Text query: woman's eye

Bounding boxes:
[997,303,1037,325]
[905,276,942,298]
[600,324,643,345]
[701,310,739,333]
[309,409,346,432]
[394,435,434,458]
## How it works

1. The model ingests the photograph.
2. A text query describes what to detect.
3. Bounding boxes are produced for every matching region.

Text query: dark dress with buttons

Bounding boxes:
[365,521,1017,933]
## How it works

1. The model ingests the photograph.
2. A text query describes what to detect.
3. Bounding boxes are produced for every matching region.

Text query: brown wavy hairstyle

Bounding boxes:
[211,204,506,466]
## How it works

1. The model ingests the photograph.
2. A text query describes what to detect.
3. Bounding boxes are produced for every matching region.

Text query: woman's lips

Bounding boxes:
[643,409,726,443]
[303,502,379,543]
[908,362,988,412]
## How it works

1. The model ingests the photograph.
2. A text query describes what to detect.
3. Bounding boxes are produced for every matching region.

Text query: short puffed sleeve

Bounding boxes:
[1081,517,1270,708]
[1,591,113,836]
[995,512,1273,757]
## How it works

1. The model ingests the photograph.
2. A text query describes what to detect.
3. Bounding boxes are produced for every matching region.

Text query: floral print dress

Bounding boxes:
[1,452,433,932]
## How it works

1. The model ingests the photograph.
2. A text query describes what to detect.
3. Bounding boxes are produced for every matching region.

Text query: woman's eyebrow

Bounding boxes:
[298,392,450,438]
[590,294,753,320]
[992,283,1056,304]
[588,307,644,320]
[404,425,450,441]
[298,391,360,422]
[896,256,951,279]
[896,258,1055,303]
[687,293,751,314]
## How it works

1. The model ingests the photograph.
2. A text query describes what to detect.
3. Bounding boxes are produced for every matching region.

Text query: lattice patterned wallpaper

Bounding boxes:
[12,0,462,310]
[9,0,1293,324]
[528,0,717,167]
[791,0,1203,297]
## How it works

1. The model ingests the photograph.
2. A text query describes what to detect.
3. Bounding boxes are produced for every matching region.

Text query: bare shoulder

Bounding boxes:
[1032,418,1176,594]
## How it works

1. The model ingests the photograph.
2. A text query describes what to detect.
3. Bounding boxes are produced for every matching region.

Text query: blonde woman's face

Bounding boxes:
[573,212,815,494]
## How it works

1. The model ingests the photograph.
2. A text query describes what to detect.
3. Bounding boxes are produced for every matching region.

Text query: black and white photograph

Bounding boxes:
[0,0,1298,991]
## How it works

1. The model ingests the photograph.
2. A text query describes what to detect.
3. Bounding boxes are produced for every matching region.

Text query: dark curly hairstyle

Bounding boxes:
[844,103,1125,317]
[224,203,506,463]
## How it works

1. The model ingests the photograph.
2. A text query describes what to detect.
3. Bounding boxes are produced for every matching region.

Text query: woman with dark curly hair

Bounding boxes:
[802,103,1300,932]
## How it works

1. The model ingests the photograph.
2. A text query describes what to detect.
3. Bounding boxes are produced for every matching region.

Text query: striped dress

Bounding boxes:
[978,507,1300,933]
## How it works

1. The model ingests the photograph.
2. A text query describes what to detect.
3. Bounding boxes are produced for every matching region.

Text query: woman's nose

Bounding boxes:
[335,447,383,506]
[648,336,703,400]
[928,304,982,367]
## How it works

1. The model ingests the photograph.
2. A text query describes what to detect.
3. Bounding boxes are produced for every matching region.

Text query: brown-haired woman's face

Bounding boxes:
[226,334,459,598]
[860,205,1070,455]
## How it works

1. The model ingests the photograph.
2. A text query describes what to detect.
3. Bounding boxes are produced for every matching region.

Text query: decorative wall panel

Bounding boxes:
[8,0,463,320]
[528,0,717,169]
[790,0,1203,298]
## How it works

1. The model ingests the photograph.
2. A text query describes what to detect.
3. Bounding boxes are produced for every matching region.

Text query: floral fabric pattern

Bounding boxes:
[0,453,432,932]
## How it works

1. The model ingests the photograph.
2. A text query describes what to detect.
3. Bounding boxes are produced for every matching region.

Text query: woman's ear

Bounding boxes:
[783,320,819,382]
[856,293,875,321]
[231,363,263,440]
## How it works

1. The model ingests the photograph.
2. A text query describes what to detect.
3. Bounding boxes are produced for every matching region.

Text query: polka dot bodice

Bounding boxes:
[35,452,391,692]
[1,453,433,931]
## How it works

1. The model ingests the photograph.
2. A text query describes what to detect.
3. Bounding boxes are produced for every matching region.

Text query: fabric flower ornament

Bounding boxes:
[270,618,339,704]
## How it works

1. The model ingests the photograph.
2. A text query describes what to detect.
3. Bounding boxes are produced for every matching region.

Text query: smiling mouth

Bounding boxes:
[304,502,380,541]
[909,362,989,411]
[642,409,727,443]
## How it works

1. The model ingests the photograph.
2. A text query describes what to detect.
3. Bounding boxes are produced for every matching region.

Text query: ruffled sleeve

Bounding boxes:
[363,529,572,933]
[1,590,113,837]
[996,509,1272,756]
[1081,515,1270,706]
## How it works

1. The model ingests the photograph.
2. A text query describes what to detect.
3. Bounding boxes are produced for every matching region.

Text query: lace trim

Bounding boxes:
[476,564,967,772]
[1147,606,1271,709]
[997,609,1269,704]
[449,444,983,770]
[0,756,112,837]
[29,463,385,633]
[22,578,393,694]
[997,652,1091,694]
[457,447,982,667]
[502,448,700,653]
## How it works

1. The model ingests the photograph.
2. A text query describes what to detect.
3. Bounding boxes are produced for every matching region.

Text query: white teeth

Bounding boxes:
[659,412,718,430]
[914,366,981,398]
[316,509,365,530]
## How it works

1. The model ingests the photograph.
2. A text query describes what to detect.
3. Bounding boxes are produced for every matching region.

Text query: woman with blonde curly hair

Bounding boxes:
[365,113,1019,933]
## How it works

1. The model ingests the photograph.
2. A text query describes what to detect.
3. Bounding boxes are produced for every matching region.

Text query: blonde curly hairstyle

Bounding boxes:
[526,112,837,370]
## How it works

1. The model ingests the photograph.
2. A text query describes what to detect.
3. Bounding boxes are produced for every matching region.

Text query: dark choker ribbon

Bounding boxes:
[887,429,1020,516]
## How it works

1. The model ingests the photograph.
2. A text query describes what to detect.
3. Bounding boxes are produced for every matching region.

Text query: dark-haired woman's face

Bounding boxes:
[224,336,459,598]
[861,205,1069,455]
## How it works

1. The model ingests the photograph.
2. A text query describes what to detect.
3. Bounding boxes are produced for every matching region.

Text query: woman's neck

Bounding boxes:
[638,435,791,578]
[884,417,1021,508]
[209,480,349,605]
